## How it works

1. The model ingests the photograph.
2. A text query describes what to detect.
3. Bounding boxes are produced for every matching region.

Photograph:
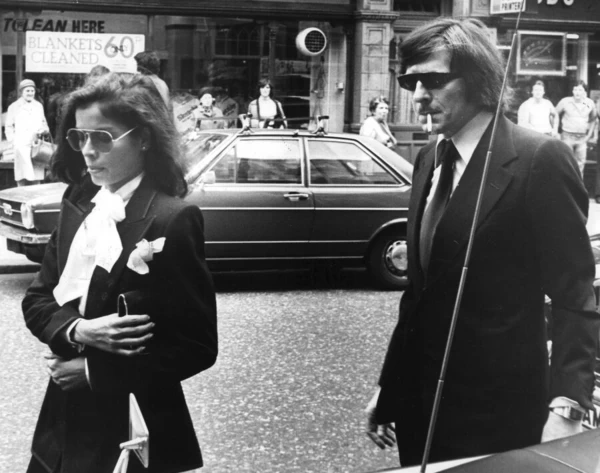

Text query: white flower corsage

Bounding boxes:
[126,237,166,275]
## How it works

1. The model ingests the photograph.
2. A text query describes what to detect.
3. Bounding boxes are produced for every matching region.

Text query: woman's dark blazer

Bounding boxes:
[376,116,600,458]
[22,174,218,473]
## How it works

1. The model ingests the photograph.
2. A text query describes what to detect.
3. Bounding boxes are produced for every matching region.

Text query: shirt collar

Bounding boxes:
[103,172,145,205]
[436,111,493,167]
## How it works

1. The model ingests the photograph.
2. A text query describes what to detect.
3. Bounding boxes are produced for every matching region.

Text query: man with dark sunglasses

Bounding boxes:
[365,17,599,467]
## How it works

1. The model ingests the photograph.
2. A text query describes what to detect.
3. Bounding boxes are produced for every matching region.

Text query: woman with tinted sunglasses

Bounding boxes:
[359,95,398,149]
[22,72,217,473]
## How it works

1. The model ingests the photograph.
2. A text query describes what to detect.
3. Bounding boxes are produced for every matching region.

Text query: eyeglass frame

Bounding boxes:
[66,126,138,153]
[397,72,461,92]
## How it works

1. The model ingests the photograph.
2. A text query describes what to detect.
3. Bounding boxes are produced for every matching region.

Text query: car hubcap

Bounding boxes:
[385,240,408,276]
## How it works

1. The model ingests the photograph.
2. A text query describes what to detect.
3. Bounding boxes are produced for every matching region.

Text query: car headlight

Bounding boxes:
[20,203,35,229]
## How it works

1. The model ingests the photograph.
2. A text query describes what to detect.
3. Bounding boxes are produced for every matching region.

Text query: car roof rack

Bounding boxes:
[238,114,329,136]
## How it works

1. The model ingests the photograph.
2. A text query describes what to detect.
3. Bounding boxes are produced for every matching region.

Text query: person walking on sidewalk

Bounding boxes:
[5,79,50,186]
[556,80,597,178]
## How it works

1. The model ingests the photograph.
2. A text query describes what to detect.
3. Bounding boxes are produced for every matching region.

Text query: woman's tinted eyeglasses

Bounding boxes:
[66,127,138,153]
[397,72,461,92]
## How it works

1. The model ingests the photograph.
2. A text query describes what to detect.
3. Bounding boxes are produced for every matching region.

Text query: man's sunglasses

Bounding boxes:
[66,127,138,153]
[397,72,461,92]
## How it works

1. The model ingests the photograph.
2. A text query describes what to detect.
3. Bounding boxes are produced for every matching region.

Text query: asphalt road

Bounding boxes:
[0,269,401,473]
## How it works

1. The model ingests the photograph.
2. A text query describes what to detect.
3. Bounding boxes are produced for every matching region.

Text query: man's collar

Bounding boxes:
[436,111,493,166]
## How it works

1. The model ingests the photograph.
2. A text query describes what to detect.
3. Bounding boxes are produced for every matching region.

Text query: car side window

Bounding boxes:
[307,140,399,185]
[210,138,301,184]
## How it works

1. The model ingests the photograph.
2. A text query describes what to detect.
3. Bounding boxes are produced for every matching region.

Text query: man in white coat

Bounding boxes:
[5,79,49,186]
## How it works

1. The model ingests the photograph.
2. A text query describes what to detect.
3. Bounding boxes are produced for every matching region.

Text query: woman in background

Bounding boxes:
[360,96,397,149]
[5,79,50,186]
[23,72,217,473]
[247,78,287,128]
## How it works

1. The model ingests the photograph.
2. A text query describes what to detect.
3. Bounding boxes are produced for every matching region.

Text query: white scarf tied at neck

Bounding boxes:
[53,187,126,306]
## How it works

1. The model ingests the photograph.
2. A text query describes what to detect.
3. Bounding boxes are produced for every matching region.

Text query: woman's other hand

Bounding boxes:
[73,313,155,356]
[45,353,88,391]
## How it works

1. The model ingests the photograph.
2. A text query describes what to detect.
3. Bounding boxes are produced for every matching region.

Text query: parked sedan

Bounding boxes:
[0,129,413,289]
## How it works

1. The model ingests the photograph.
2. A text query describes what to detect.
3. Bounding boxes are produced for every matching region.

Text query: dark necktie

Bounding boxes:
[419,139,459,272]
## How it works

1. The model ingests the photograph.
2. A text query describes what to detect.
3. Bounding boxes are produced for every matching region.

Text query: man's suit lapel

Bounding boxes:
[84,177,158,319]
[425,117,517,288]
[408,142,436,292]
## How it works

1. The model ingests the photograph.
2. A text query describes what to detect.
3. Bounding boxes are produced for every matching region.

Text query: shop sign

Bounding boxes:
[172,93,199,135]
[491,0,526,14]
[4,17,106,33]
[516,31,567,76]
[25,31,145,73]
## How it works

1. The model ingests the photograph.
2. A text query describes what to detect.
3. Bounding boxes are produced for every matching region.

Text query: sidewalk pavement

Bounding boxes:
[0,199,600,275]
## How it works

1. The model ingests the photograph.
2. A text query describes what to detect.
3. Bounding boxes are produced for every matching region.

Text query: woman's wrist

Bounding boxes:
[73,319,89,345]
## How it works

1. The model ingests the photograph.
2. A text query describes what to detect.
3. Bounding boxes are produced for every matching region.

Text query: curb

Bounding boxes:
[0,262,39,274]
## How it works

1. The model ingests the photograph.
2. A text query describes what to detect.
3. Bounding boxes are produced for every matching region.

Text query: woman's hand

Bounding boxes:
[45,353,88,391]
[73,313,155,356]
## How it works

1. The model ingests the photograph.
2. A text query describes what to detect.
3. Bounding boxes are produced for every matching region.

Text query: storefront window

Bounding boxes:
[393,0,441,13]
[2,11,342,143]
[501,28,600,124]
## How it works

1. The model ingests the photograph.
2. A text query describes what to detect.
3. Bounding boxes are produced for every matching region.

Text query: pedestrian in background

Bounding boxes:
[556,80,597,177]
[135,50,170,106]
[247,78,287,128]
[5,79,49,186]
[194,93,225,130]
[366,17,598,467]
[359,95,398,148]
[22,72,217,473]
[214,87,239,128]
[517,80,558,136]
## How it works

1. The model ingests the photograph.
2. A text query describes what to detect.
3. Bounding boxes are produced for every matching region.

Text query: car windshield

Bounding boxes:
[181,131,231,181]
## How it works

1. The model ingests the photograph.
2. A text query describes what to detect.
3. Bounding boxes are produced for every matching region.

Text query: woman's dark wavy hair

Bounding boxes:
[399,17,508,112]
[52,72,186,197]
[256,78,275,98]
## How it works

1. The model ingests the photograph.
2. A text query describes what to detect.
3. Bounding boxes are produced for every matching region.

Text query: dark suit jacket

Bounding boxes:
[22,175,218,473]
[376,116,599,459]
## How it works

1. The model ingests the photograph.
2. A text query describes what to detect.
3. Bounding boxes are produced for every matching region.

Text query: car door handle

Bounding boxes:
[284,193,309,201]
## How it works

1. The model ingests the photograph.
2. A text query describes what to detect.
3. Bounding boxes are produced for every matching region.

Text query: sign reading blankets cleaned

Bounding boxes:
[25,31,145,73]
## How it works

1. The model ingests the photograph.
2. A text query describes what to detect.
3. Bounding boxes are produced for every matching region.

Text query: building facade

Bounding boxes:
[2,0,599,157]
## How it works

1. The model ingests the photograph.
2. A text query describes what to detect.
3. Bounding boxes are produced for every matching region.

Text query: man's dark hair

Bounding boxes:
[134,50,161,76]
[399,17,507,112]
[84,65,110,86]
[574,80,588,93]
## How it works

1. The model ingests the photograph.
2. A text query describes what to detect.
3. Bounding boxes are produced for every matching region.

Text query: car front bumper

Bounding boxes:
[0,221,50,245]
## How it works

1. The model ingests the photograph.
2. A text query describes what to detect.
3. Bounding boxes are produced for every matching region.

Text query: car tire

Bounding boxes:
[24,244,46,264]
[367,230,408,290]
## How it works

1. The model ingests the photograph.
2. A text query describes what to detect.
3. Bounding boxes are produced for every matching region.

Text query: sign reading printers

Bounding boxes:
[26,31,145,73]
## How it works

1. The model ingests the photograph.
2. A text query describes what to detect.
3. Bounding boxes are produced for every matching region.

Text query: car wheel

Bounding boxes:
[24,244,46,264]
[367,231,408,290]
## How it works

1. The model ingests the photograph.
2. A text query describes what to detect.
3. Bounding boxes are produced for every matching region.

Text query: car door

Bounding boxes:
[189,136,314,260]
[306,137,410,257]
